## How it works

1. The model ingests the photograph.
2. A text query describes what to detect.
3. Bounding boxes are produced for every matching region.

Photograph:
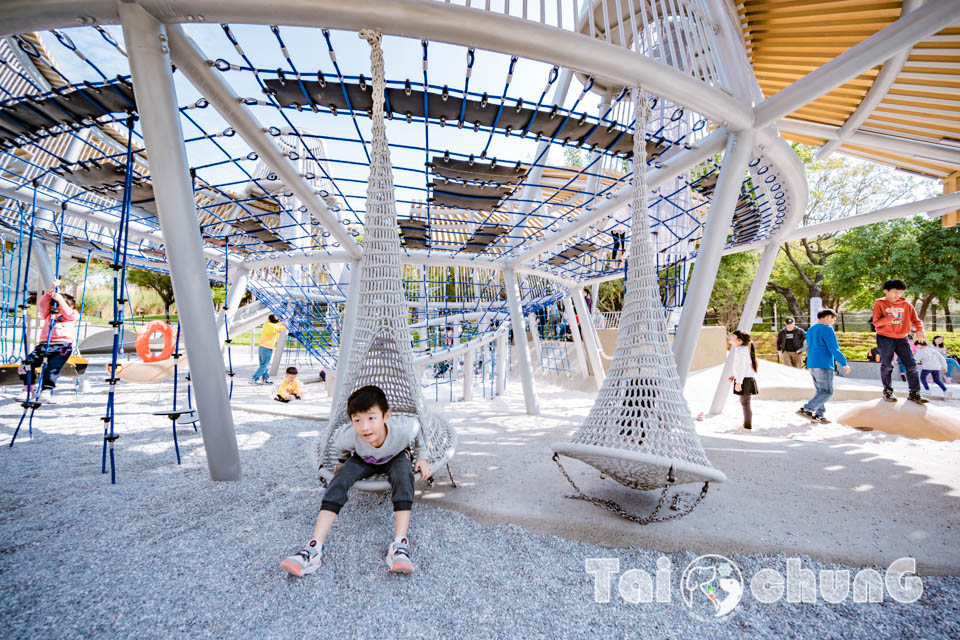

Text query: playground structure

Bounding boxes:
[0,0,958,496]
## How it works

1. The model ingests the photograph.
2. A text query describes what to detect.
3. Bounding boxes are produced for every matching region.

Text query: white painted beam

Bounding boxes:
[776,119,960,166]
[120,1,241,481]
[0,0,754,130]
[164,24,361,259]
[817,0,924,160]
[754,0,960,129]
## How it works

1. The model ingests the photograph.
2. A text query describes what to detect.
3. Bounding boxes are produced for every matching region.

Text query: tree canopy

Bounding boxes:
[125,268,176,319]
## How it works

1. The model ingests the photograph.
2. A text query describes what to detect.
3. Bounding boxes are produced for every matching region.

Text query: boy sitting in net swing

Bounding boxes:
[281,385,432,577]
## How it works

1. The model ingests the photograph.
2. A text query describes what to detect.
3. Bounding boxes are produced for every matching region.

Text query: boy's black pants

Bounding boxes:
[876,335,919,393]
[321,452,414,514]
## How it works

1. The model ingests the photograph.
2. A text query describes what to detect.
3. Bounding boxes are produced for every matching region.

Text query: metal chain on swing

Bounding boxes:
[548,88,710,525]
[552,453,710,524]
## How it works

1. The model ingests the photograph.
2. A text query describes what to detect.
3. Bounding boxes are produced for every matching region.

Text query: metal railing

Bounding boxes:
[592,311,621,329]
[706,310,957,333]
[438,0,728,90]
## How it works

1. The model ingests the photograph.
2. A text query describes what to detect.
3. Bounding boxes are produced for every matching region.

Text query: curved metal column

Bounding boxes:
[673,129,755,384]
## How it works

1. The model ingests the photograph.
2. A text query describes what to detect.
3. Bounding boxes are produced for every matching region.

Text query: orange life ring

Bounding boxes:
[136,321,175,362]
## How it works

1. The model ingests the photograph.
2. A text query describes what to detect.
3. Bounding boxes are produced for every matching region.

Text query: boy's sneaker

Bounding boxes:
[386,538,414,574]
[249,378,260,385]
[280,541,323,577]
[796,408,815,421]
[907,391,928,405]
[882,388,897,403]
[274,395,290,403]
[815,416,831,424]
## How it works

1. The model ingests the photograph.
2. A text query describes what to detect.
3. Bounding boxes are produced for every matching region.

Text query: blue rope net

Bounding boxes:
[0,25,796,373]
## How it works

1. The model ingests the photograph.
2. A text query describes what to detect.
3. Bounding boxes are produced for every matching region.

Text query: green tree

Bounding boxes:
[766,145,937,315]
[708,251,760,329]
[126,268,175,320]
[826,217,960,318]
[210,282,226,311]
[597,279,624,312]
[562,147,585,167]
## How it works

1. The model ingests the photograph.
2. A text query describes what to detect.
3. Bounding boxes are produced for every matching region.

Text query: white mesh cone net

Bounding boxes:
[552,90,725,493]
[317,30,456,488]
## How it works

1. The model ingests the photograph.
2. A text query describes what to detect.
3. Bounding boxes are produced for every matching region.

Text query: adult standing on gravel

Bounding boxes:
[776,317,806,368]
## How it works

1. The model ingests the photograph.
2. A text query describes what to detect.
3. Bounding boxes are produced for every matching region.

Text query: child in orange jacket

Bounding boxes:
[871,279,927,404]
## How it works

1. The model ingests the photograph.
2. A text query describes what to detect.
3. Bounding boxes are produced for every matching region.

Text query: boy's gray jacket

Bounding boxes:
[335,414,427,464]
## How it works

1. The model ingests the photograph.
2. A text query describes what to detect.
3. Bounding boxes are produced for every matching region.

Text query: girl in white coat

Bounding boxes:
[728,330,759,430]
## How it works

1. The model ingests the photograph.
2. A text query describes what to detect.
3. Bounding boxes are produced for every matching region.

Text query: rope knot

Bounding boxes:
[359,29,382,46]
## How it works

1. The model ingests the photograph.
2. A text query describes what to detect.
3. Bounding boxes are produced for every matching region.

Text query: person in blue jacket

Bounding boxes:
[797,308,851,424]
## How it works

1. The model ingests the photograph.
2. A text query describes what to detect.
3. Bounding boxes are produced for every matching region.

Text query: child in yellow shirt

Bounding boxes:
[275,366,303,403]
[252,314,285,385]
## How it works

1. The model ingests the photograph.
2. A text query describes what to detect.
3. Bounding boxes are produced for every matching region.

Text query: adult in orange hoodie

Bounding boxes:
[872,279,927,404]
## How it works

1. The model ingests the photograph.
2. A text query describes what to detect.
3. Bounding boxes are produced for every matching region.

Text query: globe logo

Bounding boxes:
[681,554,744,620]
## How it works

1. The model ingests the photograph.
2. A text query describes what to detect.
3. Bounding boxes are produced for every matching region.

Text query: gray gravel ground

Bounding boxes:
[1,390,958,639]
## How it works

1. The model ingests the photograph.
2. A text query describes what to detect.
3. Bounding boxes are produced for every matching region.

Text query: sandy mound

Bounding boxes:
[837,399,960,441]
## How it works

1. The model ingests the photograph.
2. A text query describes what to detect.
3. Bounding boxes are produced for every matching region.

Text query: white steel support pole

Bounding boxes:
[582,89,613,207]
[673,129,755,384]
[332,263,361,405]
[119,3,241,481]
[517,68,572,217]
[572,287,604,389]
[218,264,250,344]
[463,347,475,402]
[450,320,461,379]
[34,130,89,289]
[495,332,507,397]
[504,268,539,415]
[561,296,588,378]
[31,243,54,291]
[816,0,922,160]
[268,327,288,377]
[708,242,779,415]
[527,312,542,368]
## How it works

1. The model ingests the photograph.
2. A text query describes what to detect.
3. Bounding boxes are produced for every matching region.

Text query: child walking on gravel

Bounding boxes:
[281,385,432,577]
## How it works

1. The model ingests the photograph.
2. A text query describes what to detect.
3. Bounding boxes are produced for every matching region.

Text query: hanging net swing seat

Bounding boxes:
[316,30,457,491]
[552,90,725,524]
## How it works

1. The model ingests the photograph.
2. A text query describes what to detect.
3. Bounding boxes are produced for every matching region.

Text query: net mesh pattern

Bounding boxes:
[554,89,723,491]
[317,31,456,483]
